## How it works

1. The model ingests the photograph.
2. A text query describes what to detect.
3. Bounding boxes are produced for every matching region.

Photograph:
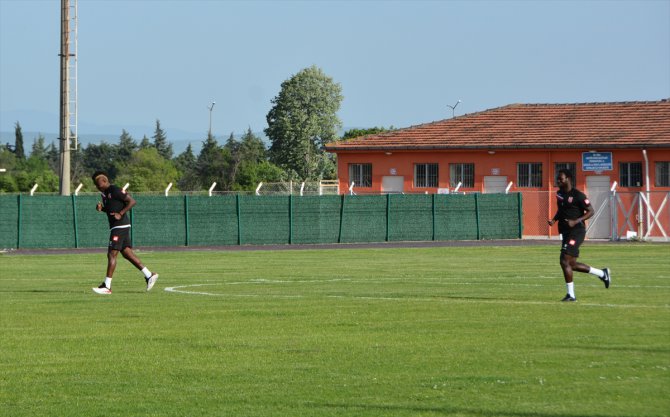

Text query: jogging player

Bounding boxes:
[91,171,158,294]
[547,168,611,301]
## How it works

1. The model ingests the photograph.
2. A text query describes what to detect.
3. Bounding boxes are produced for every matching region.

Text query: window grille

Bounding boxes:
[414,163,438,187]
[517,163,542,187]
[348,163,372,187]
[449,163,474,188]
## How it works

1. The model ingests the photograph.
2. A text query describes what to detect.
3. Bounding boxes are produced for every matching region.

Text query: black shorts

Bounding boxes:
[109,227,132,251]
[560,227,586,257]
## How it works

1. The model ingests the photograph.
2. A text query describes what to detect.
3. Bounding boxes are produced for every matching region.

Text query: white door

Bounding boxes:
[382,176,404,193]
[585,175,611,239]
[483,176,508,193]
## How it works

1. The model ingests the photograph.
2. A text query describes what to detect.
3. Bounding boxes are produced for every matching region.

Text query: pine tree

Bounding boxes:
[152,119,173,159]
[14,122,25,160]
[117,129,137,160]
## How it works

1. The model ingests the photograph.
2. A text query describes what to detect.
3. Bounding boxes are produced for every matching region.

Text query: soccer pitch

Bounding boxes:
[1,243,668,417]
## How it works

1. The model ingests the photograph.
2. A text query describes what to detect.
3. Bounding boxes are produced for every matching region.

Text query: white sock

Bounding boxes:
[104,277,112,288]
[141,267,152,279]
[566,282,575,298]
[589,267,605,278]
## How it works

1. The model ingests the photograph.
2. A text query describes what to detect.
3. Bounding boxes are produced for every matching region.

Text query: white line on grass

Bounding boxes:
[164,282,670,309]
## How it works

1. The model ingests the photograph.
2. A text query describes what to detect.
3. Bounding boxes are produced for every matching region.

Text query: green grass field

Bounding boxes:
[1,243,668,417]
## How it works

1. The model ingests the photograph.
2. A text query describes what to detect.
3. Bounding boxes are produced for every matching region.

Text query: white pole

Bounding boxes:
[453,181,462,193]
[300,182,305,196]
[30,183,39,196]
[122,183,129,192]
[208,182,217,197]
[74,183,83,195]
[642,149,651,236]
[610,181,618,195]
[505,182,513,194]
[349,181,355,195]
[256,182,263,196]
[165,182,173,197]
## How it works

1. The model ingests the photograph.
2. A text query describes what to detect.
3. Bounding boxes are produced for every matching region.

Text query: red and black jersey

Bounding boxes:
[101,184,131,229]
[555,188,591,231]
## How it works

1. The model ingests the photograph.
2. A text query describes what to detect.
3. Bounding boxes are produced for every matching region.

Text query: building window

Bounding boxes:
[449,163,474,188]
[619,162,643,187]
[349,163,372,187]
[414,163,438,188]
[655,162,670,187]
[517,163,543,187]
[554,162,577,181]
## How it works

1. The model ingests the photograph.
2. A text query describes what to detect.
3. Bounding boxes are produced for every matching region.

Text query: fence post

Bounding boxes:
[17,194,22,249]
[432,193,436,241]
[289,195,293,244]
[236,194,242,245]
[386,194,391,242]
[72,194,79,248]
[475,193,481,240]
[184,195,190,247]
[130,208,134,247]
[338,194,345,243]
[517,192,523,239]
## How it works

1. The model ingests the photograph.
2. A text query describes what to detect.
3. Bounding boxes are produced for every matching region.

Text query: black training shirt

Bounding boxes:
[101,184,131,229]
[555,188,591,231]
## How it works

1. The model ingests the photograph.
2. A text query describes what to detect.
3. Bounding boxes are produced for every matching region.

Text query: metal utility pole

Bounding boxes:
[59,0,77,195]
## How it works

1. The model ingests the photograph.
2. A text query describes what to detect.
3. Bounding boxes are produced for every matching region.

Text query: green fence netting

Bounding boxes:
[0,193,522,249]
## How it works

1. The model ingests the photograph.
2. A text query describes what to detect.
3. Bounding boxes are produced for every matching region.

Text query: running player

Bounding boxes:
[91,171,158,294]
[548,168,611,301]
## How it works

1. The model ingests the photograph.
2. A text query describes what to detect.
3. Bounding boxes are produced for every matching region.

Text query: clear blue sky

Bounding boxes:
[1,0,669,141]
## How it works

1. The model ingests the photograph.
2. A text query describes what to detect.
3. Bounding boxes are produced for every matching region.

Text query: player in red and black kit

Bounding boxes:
[548,169,610,301]
[91,171,158,294]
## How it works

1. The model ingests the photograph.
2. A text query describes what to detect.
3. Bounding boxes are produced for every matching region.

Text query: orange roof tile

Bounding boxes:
[325,100,670,151]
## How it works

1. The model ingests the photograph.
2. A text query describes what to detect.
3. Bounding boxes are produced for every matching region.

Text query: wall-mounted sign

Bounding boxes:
[390,168,397,175]
[582,152,613,171]
[491,168,500,175]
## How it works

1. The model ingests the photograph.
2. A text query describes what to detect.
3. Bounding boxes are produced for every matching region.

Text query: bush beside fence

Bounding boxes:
[0,193,522,249]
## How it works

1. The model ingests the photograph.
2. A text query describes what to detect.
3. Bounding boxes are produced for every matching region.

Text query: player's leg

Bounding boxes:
[559,252,577,301]
[120,239,158,291]
[93,248,117,294]
[569,229,611,288]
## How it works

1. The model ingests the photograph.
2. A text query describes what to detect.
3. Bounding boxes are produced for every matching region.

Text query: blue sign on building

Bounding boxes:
[582,152,613,171]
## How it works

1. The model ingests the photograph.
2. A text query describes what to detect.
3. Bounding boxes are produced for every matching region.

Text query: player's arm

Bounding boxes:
[547,210,560,226]
[118,194,136,217]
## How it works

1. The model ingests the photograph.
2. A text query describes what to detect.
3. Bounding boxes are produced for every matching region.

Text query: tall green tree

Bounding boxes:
[265,65,343,180]
[152,119,173,160]
[139,135,152,149]
[117,129,137,160]
[195,132,227,190]
[31,134,47,160]
[14,122,25,160]
[115,147,179,192]
[83,142,118,180]
[174,143,199,191]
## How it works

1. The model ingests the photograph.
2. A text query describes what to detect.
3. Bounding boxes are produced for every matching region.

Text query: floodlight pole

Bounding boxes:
[59,0,72,195]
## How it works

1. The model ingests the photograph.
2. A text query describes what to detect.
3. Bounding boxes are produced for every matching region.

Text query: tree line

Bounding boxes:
[0,66,391,194]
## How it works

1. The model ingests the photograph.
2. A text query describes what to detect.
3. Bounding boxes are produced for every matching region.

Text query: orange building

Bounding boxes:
[325,100,670,240]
